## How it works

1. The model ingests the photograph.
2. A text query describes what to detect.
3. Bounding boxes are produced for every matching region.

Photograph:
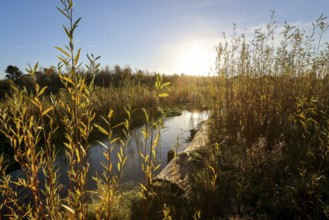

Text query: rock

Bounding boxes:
[167,150,175,164]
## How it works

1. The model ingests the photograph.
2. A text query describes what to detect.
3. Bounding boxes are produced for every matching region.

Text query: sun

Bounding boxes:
[173,41,214,75]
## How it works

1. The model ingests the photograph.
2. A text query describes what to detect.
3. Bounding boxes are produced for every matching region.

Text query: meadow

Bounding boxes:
[0,1,329,219]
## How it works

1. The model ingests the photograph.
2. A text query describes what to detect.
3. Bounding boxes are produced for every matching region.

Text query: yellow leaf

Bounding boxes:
[122,157,127,166]
[94,124,109,136]
[159,93,169,97]
[118,152,122,163]
[139,183,147,191]
[60,76,74,85]
[55,46,71,58]
[74,48,81,66]
[38,86,48,97]
[103,151,110,161]
[154,164,161,171]
[110,137,120,145]
[75,148,80,162]
[42,107,53,117]
[108,109,114,119]
[97,141,108,150]
[36,83,40,94]
[62,204,75,214]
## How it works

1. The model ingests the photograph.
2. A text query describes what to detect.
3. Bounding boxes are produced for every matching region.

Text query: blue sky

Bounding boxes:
[0,0,328,78]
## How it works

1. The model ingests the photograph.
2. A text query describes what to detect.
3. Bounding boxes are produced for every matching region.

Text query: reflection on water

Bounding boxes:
[10,110,209,195]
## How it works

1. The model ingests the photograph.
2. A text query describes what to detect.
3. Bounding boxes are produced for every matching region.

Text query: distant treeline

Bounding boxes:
[0,64,210,98]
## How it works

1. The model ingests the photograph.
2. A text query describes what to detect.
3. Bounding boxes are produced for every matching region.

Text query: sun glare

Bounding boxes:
[190,111,199,127]
[192,112,199,120]
[174,42,214,76]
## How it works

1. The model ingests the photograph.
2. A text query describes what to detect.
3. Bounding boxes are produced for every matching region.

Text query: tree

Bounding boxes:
[5,65,23,84]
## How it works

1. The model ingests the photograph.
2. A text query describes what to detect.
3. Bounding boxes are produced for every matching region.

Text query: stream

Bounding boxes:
[9,110,209,197]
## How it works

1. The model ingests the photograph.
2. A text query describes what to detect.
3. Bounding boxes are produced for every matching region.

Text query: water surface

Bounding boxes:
[11,110,209,194]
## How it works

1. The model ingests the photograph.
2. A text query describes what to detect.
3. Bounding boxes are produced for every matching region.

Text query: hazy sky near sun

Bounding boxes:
[0,0,328,77]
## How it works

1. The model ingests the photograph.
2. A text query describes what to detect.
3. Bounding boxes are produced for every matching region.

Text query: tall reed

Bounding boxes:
[54,1,101,218]
[209,12,329,218]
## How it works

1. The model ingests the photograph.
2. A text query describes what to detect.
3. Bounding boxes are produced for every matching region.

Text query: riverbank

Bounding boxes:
[86,120,211,219]
[155,122,209,196]
[0,106,208,173]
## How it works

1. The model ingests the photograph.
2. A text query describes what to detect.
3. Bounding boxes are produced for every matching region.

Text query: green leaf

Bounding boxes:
[65,45,71,52]
[96,63,101,71]
[73,17,82,28]
[76,62,83,70]
[33,62,39,73]
[87,54,92,63]
[56,7,70,19]
[63,25,71,39]
[68,1,74,10]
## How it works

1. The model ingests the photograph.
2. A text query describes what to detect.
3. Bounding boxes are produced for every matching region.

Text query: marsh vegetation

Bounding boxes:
[0,1,328,219]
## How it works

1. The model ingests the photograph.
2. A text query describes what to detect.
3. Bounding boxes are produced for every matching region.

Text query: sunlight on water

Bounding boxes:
[192,112,199,127]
